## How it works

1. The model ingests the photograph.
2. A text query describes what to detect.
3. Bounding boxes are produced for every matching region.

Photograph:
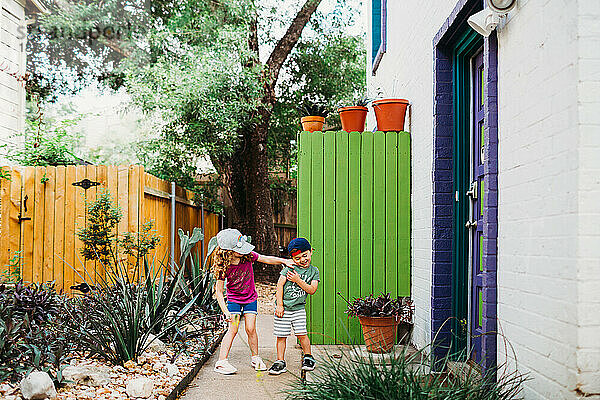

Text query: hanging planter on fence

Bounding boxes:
[338,106,368,133]
[372,99,409,132]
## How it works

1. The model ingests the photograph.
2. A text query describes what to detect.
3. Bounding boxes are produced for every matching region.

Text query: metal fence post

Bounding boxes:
[200,195,205,264]
[170,181,176,272]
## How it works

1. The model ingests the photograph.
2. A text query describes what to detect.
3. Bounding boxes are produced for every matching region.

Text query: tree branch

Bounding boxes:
[266,0,323,85]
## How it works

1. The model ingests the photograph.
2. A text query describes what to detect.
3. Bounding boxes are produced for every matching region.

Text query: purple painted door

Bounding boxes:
[469,50,485,364]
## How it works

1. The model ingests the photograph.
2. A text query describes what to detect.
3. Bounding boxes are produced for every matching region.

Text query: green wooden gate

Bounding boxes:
[297,130,411,344]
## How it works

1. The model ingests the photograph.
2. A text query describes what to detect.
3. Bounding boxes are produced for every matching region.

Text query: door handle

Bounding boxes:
[466,181,478,200]
[465,220,477,229]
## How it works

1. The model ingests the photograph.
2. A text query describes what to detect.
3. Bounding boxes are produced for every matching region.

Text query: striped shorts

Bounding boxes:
[273,308,307,337]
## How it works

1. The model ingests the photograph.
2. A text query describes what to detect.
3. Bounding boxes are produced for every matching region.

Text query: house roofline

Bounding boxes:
[26,0,48,14]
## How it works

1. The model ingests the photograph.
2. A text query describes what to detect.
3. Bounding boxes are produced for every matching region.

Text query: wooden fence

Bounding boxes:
[0,165,220,293]
[297,131,411,345]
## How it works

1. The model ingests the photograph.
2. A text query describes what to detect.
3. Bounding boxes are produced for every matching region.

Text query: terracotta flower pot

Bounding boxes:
[301,116,325,133]
[358,315,399,353]
[338,106,368,133]
[372,99,409,132]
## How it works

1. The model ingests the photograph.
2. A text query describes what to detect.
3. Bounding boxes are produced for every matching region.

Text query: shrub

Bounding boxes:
[77,190,121,265]
[60,257,199,365]
[0,282,71,382]
[77,190,160,266]
[285,346,527,400]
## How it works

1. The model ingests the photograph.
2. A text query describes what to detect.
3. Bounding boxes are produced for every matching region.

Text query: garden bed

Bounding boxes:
[0,320,225,400]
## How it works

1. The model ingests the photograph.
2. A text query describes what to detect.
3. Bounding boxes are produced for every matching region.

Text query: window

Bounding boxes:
[372,0,387,74]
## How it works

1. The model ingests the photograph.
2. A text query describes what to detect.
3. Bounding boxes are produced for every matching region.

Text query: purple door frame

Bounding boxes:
[432,0,499,372]
[470,50,485,364]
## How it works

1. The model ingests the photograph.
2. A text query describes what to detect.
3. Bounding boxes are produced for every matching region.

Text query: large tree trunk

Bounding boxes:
[220,100,279,280]
[219,0,323,281]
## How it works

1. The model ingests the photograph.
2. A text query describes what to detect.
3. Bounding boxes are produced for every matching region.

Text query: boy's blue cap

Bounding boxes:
[288,237,311,256]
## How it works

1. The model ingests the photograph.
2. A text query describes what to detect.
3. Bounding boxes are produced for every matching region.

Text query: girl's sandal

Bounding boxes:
[251,355,267,371]
[214,359,237,375]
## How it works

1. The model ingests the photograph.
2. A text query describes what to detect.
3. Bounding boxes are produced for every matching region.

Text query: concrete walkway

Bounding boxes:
[181,314,303,400]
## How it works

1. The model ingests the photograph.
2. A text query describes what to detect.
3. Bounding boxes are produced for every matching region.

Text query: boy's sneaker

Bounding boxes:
[302,354,316,371]
[268,360,287,375]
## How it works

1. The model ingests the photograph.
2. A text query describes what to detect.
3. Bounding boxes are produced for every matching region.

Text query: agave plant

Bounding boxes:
[299,101,330,118]
[60,253,199,365]
[177,228,218,312]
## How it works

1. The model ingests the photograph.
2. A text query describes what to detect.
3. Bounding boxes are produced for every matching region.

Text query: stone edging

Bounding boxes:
[165,329,227,400]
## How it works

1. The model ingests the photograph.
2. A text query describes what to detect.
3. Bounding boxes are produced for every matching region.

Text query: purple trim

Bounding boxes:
[432,0,499,371]
[432,43,454,359]
[480,31,499,372]
[372,0,387,74]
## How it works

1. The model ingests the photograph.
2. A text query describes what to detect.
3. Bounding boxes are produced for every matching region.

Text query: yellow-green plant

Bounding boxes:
[77,190,122,265]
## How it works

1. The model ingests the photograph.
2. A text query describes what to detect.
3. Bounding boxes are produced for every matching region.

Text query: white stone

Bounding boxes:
[61,365,111,387]
[163,363,179,377]
[151,362,162,372]
[144,333,167,352]
[20,371,57,400]
[125,377,154,399]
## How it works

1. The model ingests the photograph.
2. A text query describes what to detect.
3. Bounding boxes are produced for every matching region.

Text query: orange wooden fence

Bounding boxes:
[0,165,220,293]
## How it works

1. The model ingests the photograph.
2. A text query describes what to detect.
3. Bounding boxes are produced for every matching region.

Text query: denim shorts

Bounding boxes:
[227,300,258,315]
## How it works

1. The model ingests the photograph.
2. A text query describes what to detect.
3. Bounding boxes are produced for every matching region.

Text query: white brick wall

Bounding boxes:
[496,0,585,397]
[575,0,600,396]
[367,0,600,398]
[0,0,27,165]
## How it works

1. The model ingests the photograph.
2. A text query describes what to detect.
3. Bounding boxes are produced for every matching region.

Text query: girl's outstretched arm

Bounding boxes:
[256,253,294,269]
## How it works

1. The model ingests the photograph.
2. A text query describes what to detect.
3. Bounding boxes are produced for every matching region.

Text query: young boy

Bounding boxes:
[268,237,320,375]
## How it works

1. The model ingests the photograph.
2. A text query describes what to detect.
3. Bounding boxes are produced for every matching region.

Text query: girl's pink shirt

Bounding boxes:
[225,251,259,304]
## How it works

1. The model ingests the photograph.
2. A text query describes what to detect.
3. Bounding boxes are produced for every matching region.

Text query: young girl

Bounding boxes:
[210,228,294,375]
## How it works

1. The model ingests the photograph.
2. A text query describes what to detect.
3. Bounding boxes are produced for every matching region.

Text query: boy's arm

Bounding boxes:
[275,275,286,317]
[256,253,295,269]
[286,270,319,295]
[215,279,231,321]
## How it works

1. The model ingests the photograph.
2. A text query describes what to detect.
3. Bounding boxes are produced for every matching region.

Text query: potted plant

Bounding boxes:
[372,98,409,132]
[338,96,370,133]
[300,102,330,133]
[344,293,414,353]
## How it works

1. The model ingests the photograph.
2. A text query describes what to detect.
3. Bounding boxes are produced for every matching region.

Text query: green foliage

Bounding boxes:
[77,190,122,264]
[0,168,11,181]
[121,221,161,260]
[285,346,527,400]
[271,32,366,165]
[1,251,22,283]
[7,109,84,166]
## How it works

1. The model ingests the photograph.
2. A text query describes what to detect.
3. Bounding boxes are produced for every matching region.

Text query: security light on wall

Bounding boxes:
[468,0,516,37]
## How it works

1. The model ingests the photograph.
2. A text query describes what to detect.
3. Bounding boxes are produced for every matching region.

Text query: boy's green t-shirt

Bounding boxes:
[280,264,320,311]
